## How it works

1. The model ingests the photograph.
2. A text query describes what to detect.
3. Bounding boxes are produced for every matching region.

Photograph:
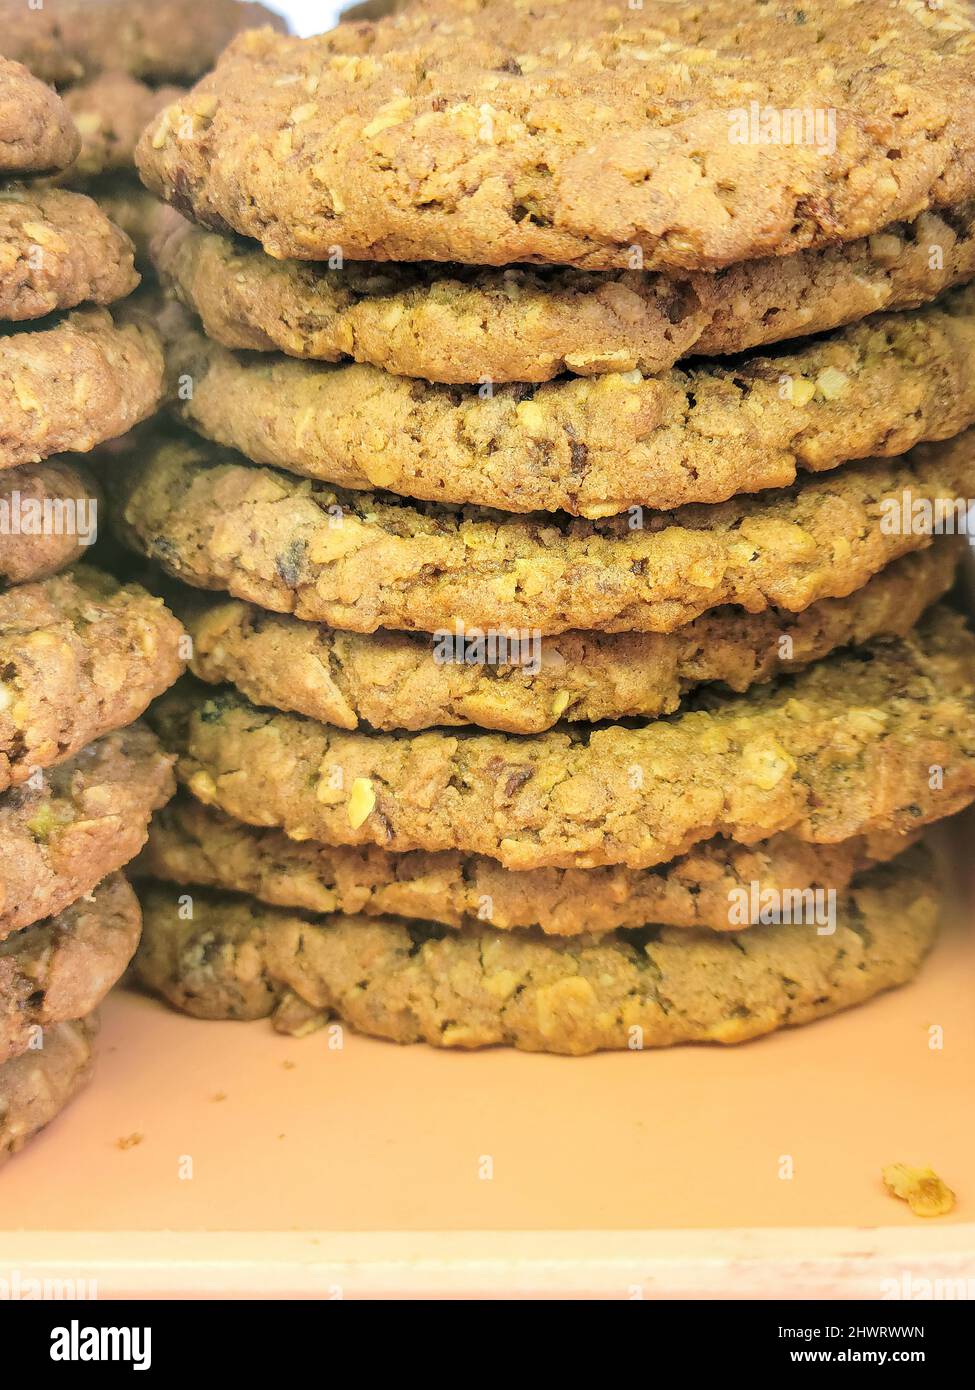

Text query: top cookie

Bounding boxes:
[0,0,286,86]
[0,56,80,176]
[137,0,975,270]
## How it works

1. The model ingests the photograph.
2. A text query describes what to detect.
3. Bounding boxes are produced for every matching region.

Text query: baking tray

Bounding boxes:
[1,808,972,1299]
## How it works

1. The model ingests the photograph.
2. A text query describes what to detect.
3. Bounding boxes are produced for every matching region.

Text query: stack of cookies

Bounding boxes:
[0,61,183,1160]
[0,0,287,268]
[115,0,975,1054]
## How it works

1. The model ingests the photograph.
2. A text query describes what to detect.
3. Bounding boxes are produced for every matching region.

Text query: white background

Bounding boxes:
[266,1,349,36]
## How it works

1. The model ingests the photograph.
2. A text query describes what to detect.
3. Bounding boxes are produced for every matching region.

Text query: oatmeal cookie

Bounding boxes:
[137,3,975,270]
[162,282,975,515]
[0,723,174,938]
[0,185,137,321]
[180,543,959,734]
[0,462,101,586]
[0,874,139,1065]
[0,0,286,85]
[150,608,975,873]
[140,794,915,938]
[0,1014,96,1165]
[0,565,184,790]
[110,428,975,636]
[57,73,184,183]
[153,205,975,383]
[134,849,940,1054]
[0,307,163,471]
[0,56,79,175]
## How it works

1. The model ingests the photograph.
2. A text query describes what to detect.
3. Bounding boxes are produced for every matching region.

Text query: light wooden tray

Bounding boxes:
[2,818,973,1298]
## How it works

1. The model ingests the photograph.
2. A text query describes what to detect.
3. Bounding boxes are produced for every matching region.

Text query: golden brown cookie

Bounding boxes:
[180,543,959,734]
[140,794,915,938]
[0,566,184,791]
[153,205,975,383]
[0,462,101,586]
[0,55,79,175]
[0,308,163,471]
[0,0,286,85]
[0,723,174,939]
[134,848,940,1054]
[57,72,184,183]
[0,874,139,1065]
[162,282,975,515]
[137,3,975,270]
[0,185,138,321]
[150,607,975,873]
[110,427,975,637]
[0,1013,96,1165]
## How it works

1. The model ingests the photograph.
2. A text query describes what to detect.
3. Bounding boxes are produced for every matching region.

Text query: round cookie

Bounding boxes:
[0,307,163,471]
[0,1014,96,1166]
[153,205,975,384]
[0,56,80,175]
[0,566,185,791]
[0,461,101,586]
[134,849,941,1055]
[141,795,916,938]
[0,0,286,85]
[0,185,138,321]
[162,282,975,516]
[180,544,959,734]
[57,73,184,185]
[110,428,975,637]
[0,874,140,1065]
[0,723,174,939]
[151,607,975,874]
[136,3,975,271]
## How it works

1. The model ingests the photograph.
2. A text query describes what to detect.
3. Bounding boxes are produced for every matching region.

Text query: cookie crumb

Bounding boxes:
[116,1132,144,1150]
[882,1163,956,1217]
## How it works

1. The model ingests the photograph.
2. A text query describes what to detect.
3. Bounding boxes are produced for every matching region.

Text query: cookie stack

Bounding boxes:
[0,62,183,1161]
[0,0,287,269]
[118,1,975,1054]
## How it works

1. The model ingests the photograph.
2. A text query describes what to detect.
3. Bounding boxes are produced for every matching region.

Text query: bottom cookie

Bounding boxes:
[0,874,140,1065]
[0,1014,97,1166]
[135,848,940,1055]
